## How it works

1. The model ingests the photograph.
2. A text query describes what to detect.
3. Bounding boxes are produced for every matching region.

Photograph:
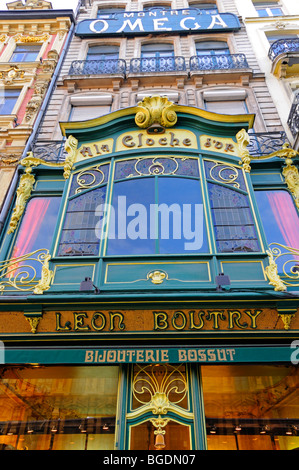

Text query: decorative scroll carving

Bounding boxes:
[236,129,251,173]
[281,156,299,210]
[7,167,35,234]
[0,249,53,295]
[0,66,25,84]
[135,96,177,129]
[130,364,189,417]
[14,33,50,43]
[265,249,287,292]
[64,135,78,179]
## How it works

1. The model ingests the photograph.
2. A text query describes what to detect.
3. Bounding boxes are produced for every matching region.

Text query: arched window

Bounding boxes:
[139,43,175,72]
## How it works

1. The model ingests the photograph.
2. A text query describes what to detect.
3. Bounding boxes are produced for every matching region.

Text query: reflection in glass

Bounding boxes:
[201,365,299,450]
[0,366,119,450]
[255,190,299,272]
[106,176,208,255]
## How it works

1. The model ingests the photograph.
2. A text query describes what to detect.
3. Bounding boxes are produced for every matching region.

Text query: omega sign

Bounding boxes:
[75,9,241,37]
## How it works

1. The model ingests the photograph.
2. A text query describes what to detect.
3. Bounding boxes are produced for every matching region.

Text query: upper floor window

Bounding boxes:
[0,89,20,114]
[86,45,119,61]
[267,33,298,44]
[196,41,230,56]
[189,2,218,14]
[97,8,124,18]
[10,44,40,62]
[253,1,283,17]
[143,4,171,10]
[141,43,174,59]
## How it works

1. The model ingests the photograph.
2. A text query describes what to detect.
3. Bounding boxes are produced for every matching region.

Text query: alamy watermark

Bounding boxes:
[0,340,4,364]
[94,196,204,250]
[290,340,299,365]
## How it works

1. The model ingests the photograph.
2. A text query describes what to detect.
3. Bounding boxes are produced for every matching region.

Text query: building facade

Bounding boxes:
[238,0,299,150]
[0,0,298,451]
[0,0,75,227]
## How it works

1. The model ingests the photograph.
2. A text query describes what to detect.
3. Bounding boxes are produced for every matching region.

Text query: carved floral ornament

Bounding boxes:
[14,33,50,43]
[0,66,25,84]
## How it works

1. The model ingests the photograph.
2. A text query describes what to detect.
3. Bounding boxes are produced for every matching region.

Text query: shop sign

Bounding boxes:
[0,308,297,335]
[4,346,292,365]
[75,10,241,37]
[76,131,238,162]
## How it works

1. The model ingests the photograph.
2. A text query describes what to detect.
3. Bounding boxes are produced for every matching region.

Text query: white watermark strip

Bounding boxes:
[0,340,5,364]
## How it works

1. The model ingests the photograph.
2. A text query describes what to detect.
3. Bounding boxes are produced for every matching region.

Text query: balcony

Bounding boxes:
[189,54,252,84]
[65,59,127,89]
[247,132,289,157]
[128,56,188,86]
[268,38,299,78]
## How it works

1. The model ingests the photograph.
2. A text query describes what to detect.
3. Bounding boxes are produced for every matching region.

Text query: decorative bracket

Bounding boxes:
[236,129,251,173]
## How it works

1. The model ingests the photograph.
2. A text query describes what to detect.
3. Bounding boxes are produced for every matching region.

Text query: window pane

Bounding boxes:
[209,184,260,253]
[106,177,156,255]
[106,175,208,255]
[9,196,61,278]
[58,187,106,256]
[0,365,119,450]
[10,45,40,62]
[255,190,299,272]
[0,89,20,114]
[205,100,247,114]
[202,364,299,450]
[86,45,119,61]
[12,197,60,258]
[158,177,208,253]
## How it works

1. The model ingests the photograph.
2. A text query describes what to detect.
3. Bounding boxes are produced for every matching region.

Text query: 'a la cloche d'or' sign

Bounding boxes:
[75,9,241,37]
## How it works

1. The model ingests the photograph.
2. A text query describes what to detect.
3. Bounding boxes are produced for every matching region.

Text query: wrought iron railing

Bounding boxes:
[247,131,289,157]
[190,54,249,71]
[287,96,299,138]
[268,38,299,61]
[31,140,67,163]
[69,59,127,76]
[129,56,186,73]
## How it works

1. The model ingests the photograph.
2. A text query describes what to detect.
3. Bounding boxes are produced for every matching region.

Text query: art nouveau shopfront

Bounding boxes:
[0,98,298,450]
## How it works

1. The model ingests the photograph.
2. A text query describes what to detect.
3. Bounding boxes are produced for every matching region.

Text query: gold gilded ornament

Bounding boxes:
[135,96,177,129]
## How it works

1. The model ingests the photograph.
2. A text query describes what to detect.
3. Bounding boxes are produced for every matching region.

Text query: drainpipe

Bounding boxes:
[0,9,77,235]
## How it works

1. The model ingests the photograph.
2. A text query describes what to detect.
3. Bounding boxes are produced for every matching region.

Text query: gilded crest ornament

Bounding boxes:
[135,96,177,130]
[148,270,167,284]
[7,166,35,234]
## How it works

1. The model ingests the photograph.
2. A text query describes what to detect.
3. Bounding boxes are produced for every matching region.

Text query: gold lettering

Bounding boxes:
[153,311,168,330]
[244,310,262,329]
[190,310,205,330]
[91,312,106,331]
[206,311,225,329]
[55,312,71,331]
[109,312,125,331]
[74,312,90,331]
[146,138,155,146]
[228,310,248,329]
[172,311,187,330]
[170,132,180,146]
[183,138,191,146]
